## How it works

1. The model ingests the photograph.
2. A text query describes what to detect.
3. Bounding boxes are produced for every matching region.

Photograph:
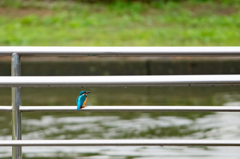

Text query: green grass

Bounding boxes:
[0,0,240,46]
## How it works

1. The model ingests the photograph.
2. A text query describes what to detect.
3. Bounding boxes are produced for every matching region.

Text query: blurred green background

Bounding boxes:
[0,0,240,46]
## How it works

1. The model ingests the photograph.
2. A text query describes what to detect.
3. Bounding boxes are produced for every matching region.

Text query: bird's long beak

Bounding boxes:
[86,91,91,94]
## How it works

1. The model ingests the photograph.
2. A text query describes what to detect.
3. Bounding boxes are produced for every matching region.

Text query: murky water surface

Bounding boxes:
[0,87,240,159]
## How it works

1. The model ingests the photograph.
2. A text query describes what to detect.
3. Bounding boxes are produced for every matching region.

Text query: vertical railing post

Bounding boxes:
[11,53,22,159]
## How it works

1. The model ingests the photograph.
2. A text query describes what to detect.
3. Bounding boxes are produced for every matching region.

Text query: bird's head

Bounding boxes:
[79,91,90,95]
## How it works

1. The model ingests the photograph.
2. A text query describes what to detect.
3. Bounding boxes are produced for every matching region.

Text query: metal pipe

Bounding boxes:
[19,106,240,112]
[0,106,12,112]
[0,75,240,87]
[0,140,240,146]
[11,53,22,159]
[0,47,240,56]
[1,106,240,112]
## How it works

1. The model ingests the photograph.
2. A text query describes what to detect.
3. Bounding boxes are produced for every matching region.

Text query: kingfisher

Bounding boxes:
[76,91,90,110]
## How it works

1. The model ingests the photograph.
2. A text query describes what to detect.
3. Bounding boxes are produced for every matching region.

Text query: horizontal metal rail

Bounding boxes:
[1,106,240,112]
[18,106,240,112]
[0,140,240,146]
[1,75,240,87]
[0,106,12,112]
[0,47,240,56]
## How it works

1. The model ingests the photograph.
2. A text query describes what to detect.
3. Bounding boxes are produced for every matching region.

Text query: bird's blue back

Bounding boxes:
[76,94,87,110]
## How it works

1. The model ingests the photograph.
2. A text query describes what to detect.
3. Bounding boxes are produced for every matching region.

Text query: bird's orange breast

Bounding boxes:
[83,97,88,106]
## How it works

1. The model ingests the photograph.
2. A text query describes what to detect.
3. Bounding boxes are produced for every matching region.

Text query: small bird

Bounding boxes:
[76,91,90,110]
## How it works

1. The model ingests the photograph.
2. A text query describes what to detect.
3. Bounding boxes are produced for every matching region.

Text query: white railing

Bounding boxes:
[2,106,240,112]
[1,140,240,146]
[0,75,240,87]
[0,46,240,56]
[1,47,240,159]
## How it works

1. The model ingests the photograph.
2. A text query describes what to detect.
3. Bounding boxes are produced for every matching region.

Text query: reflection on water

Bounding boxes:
[0,87,240,158]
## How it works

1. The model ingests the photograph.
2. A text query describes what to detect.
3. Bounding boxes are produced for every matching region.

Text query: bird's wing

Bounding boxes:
[76,96,81,110]
[80,95,86,106]
[76,95,86,110]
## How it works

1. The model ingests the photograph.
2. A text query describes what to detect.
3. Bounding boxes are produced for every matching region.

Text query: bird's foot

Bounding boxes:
[80,105,86,109]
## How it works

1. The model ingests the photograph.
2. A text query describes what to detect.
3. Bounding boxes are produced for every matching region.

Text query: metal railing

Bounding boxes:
[1,47,240,159]
[1,75,240,87]
[1,140,240,146]
[2,106,240,112]
[1,46,240,56]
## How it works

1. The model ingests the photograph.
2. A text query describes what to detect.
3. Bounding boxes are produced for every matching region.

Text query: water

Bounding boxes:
[0,86,240,159]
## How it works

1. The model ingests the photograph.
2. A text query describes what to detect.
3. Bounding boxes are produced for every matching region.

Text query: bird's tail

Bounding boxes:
[76,105,81,110]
